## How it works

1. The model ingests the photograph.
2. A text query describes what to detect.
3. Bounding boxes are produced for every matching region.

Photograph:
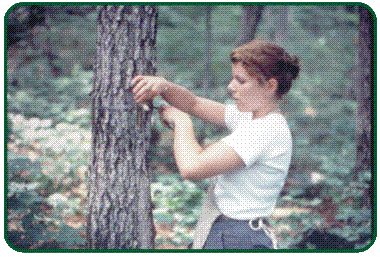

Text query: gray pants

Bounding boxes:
[191,178,278,249]
[203,218,275,249]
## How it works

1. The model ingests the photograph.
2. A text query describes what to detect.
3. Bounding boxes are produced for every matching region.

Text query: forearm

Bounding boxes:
[173,117,203,179]
[161,81,198,116]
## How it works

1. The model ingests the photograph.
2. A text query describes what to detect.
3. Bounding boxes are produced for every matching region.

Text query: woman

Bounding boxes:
[131,40,300,249]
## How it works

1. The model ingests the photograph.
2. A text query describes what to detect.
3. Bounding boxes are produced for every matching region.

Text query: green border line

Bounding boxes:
[4,2,377,253]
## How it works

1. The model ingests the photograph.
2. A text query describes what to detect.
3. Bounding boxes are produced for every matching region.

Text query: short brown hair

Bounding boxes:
[230,40,300,98]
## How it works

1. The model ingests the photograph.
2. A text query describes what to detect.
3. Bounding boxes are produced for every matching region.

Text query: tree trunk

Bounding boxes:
[203,6,212,97]
[266,6,290,46]
[274,6,289,45]
[239,5,264,45]
[354,6,373,208]
[87,5,157,249]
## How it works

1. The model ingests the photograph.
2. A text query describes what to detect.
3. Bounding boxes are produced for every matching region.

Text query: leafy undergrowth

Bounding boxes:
[6,113,202,250]
[6,5,373,251]
[6,113,372,250]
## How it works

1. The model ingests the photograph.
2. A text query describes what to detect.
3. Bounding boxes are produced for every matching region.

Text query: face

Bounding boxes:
[227,62,272,113]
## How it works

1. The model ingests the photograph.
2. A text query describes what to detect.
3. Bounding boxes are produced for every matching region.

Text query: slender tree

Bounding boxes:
[87,5,157,249]
[354,6,373,208]
[273,5,289,45]
[203,5,212,97]
[7,6,46,84]
[239,5,264,45]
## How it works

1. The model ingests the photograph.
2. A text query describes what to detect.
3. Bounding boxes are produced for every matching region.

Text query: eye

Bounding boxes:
[234,76,245,84]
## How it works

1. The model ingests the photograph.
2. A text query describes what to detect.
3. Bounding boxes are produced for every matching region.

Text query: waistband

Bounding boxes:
[216,214,270,228]
[215,214,278,249]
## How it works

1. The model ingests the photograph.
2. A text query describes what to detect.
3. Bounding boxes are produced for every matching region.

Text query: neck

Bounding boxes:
[252,101,279,120]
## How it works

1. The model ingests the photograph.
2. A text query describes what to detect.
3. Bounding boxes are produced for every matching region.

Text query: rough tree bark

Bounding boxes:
[239,5,264,45]
[87,5,157,249]
[355,6,374,208]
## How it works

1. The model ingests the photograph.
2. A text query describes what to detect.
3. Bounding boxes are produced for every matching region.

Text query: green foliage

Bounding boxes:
[8,64,93,127]
[7,4,372,250]
[7,149,86,249]
[152,174,209,247]
[157,5,241,89]
[153,174,206,213]
[7,113,89,249]
[7,5,46,46]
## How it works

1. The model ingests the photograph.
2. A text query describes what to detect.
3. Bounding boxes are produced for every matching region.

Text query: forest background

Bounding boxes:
[5,3,374,250]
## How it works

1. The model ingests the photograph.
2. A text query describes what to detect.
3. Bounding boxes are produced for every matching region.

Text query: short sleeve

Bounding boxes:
[221,120,274,167]
[224,104,251,132]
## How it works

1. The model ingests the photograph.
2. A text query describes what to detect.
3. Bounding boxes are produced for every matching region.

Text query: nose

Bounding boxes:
[227,82,236,93]
[227,83,236,98]
[227,81,236,97]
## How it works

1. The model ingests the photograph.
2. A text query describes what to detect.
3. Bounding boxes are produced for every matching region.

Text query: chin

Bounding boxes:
[236,103,251,113]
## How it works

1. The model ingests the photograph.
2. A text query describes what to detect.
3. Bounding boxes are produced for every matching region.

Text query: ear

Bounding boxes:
[266,78,279,95]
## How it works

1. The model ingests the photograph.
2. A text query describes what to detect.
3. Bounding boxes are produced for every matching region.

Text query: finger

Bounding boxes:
[135,90,149,103]
[144,86,156,100]
[132,77,148,93]
[134,78,148,93]
[135,93,150,104]
[145,81,162,98]
[131,75,144,88]
[134,80,150,98]
[136,87,158,103]
[159,116,171,129]
[151,83,160,92]
[158,105,167,113]
[163,120,172,129]
[135,83,155,103]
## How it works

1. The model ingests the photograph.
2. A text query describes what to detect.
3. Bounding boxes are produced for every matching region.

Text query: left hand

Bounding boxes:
[158,105,190,129]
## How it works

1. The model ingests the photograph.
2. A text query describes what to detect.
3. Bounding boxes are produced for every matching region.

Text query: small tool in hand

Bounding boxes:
[140,103,174,130]
[150,105,174,130]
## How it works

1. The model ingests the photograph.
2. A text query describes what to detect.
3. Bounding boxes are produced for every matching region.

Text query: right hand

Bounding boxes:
[131,75,168,103]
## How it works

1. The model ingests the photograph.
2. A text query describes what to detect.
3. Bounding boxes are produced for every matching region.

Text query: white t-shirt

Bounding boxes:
[214,104,292,220]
